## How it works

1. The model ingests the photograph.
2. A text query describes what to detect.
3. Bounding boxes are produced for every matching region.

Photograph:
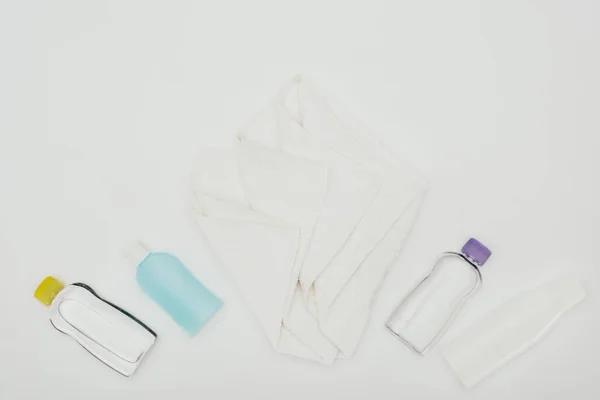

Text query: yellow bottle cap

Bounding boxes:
[34,276,64,306]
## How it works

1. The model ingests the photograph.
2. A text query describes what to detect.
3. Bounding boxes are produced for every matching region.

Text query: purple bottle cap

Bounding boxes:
[461,238,492,266]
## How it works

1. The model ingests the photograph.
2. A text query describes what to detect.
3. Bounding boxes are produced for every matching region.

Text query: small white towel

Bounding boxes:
[190,77,427,364]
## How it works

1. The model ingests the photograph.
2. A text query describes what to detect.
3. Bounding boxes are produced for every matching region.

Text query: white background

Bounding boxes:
[1,1,599,399]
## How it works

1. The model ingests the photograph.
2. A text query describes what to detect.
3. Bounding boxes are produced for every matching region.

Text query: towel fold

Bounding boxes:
[190,77,427,363]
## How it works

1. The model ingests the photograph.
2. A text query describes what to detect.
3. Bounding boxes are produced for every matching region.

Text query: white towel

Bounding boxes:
[190,77,427,364]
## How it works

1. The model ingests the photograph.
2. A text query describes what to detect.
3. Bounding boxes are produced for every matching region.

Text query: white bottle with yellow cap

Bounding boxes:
[34,276,156,376]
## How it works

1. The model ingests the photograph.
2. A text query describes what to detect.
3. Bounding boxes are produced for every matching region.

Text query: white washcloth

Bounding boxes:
[190,77,427,364]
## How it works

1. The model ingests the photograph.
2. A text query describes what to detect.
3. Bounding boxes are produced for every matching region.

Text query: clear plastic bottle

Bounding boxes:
[386,238,491,354]
[124,242,223,336]
[34,276,156,376]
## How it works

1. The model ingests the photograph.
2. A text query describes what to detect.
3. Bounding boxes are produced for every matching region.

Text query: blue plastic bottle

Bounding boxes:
[125,242,222,336]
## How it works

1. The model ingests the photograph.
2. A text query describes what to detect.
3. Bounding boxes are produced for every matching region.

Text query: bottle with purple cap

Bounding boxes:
[386,238,492,355]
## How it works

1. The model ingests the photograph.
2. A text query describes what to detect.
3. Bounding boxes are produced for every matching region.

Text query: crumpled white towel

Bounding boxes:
[190,77,427,364]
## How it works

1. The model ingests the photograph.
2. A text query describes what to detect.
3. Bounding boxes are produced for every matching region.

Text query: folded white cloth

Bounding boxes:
[190,77,427,364]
